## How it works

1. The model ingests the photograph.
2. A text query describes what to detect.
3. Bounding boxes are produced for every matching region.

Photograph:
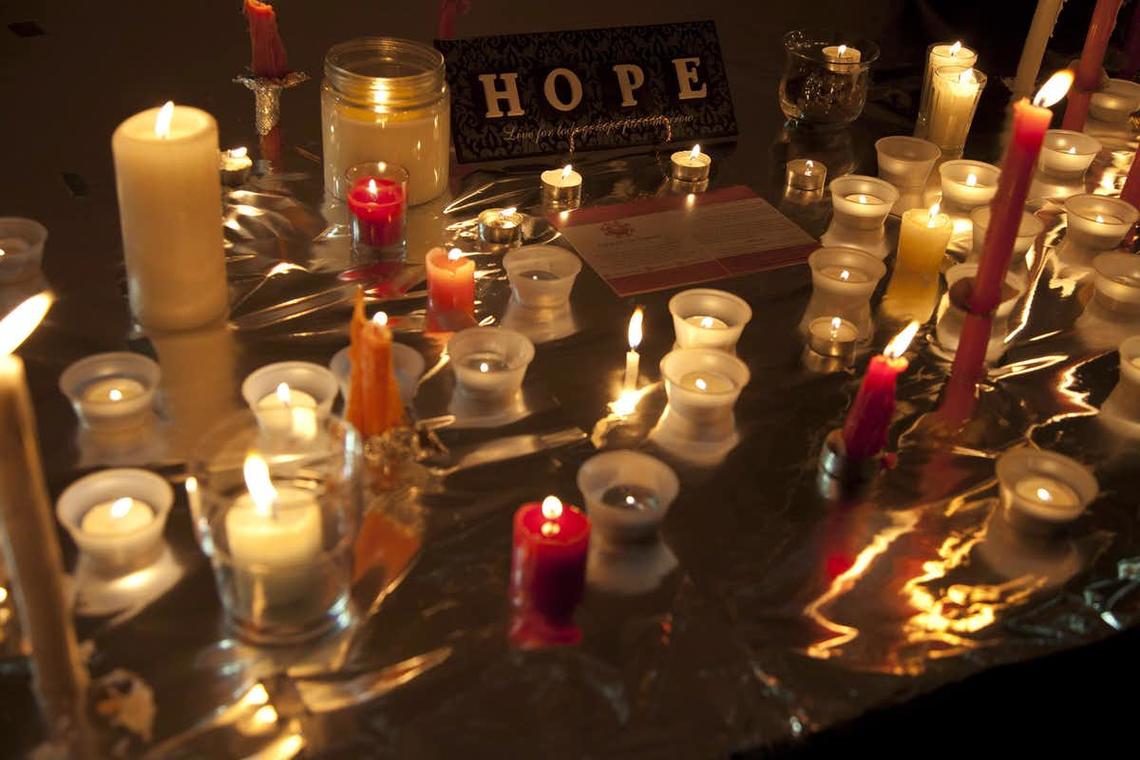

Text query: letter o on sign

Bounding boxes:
[543,68,584,112]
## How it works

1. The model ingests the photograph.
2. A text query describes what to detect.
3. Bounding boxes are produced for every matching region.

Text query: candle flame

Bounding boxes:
[478,362,490,373]
[109,497,134,520]
[0,292,52,356]
[689,144,701,161]
[0,249,5,259]
[1033,70,1074,108]
[837,44,847,57]
[1067,146,1077,154]
[372,311,389,326]
[447,247,464,262]
[839,269,851,281]
[699,316,716,328]
[1096,214,1105,223]
[966,173,977,187]
[927,202,941,227]
[958,68,976,85]
[243,453,278,517]
[367,178,378,197]
[695,377,708,391]
[1036,487,1052,502]
[109,388,123,402]
[884,321,920,359]
[230,146,248,159]
[805,159,814,172]
[949,41,962,56]
[561,164,572,180]
[501,207,517,218]
[275,382,293,405]
[155,100,175,139]
[627,307,644,350]
[857,194,869,204]
[541,495,563,520]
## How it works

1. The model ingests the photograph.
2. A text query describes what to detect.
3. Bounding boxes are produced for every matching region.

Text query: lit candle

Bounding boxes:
[822,43,862,68]
[927,66,987,155]
[510,495,590,632]
[818,266,870,284]
[79,496,154,536]
[841,321,920,461]
[79,377,146,404]
[346,168,407,251]
[541,164,583,207]
[678,371,736,393]
[477,206,524,246]
[670,144,712,182]
[668,288,751,353]
[685,315,728,330]
[938,159,1000,209]
[808,315,858,359]
[1013,477,1080,509]
[1037,130,1101,178]
[425,246,476,318]
[346,291,404,438]
[919,41,978,129]
[220,146,253,185]
[0,218,46,285]
[112,100,229,331]
[786,158,827,191]
[1064,194,1138,251]
[882,202,953,322]
[623,307,644,390]
[1062,0,1126,131]
[257,381,317,413]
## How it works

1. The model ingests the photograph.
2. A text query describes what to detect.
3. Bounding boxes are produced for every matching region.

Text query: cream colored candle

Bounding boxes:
[917,41,978,135]
[112,102,229,331]
[927,67,987,155]
[882,203,953,322]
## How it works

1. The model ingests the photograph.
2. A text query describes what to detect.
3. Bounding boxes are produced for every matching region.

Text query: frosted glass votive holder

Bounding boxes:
[1089,79,1140,123]
[1064,194,1138,252]
[996,448,1098,535]
[823,175,899,259]
[875,136,939,212]
[241,361,339,432]
[448,327,534,399]
[669,288,752,352]
[328,342,426,406]
[0,217,48,284]
[935,264,1023,360]
[577,450,679,545]
[659,348,749,437]
[1092,253,1140,313]
[1038,130,1101,179]
[1102,335,1140,422]
[970,207,1044,259]
[503,245,582,308]
[939,159,1000,211]
[59,352,160,431]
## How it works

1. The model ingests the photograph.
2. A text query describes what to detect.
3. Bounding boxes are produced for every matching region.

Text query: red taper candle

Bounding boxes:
[347,176,406,249]
[1122,146,1140,209]
[511,496,590,630]
[244,0,288,79]
[841,321,920,461]
[1062,0,1124,131]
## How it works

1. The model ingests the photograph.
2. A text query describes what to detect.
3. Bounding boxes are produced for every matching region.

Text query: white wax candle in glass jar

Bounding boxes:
[321,38,450,206]
[938,159,1000,210]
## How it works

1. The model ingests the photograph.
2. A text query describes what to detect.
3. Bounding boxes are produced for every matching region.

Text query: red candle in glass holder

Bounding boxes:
[841,321,920,461]
[347,176,406,248]
[510,496,590,634]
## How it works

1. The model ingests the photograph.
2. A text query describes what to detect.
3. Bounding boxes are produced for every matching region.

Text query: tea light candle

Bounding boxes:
[241,361,338,431]
[808,316,858,360]
[448,327,534,400]
[257,382,317,412]
[59,352,160,431]
[478,207,524,246]
[510,495,590,632]
[541,164,583,207]
[996,448,1098,533]
[670,145,712,182]
[0,218,47,285]
[1089,78,1140,123]
[822,43,861,66]
[1064,194,1139,251]
[80,497,155,536]
[80,377,146,404]
[687,316,727,329]
[786,158,827,191]
[624,307,644,390]
[668,288,752,352]
[425,247,476,317]
[220,146,253,185]
[678,370,737,393]
[345,165,408,252]
[938,159,1000,210]
[1037,130,1101,178]
[927,66,987,155]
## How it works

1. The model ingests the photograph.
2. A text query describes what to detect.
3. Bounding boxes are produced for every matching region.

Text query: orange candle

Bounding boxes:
[425,247,476,316]
[346,290,404,438]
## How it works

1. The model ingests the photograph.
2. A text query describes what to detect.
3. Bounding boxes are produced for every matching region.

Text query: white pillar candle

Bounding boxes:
[927,66,987,155]
[917,41,978,135]
[1012,0,1064,99]
[112,101,229,331]
[670,145,712,182]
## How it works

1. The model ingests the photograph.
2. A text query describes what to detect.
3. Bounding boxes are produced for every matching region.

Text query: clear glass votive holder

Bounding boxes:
[927,65,987,157]
[1089,79,1140,123]
[875,136,940,213]
[1038,131,1101,179]
[1102,336,1140,422]
[669,288,752,352]
[190,412,363,645]
[659,348,750,440]
[935,264,1023,361]
[996,448,1098,536]
[801,246,886,340]
[241,361,339,433]
[478,207,525,247]
[786,158,827,191]
[1091,253,1140,314]
[448,327,534,400]
[0,217,48,284]
[501,301,577,345]
[822,175,899,259]
[329,342,425,407]
[502,245,582,308]
[939,159,1000,211]
[1064,195,1138,251]
[916,41,978,137]
[970,207,1044,260]
[344,161,409,260]
[56,468,173,574]
[778,31,879,127]
[59,352,160,431]
[576,450,679,545]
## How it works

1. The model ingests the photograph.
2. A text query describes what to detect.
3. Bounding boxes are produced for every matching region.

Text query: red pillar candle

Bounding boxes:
[243,0,288,79]
[347,176,407,249]
[511,496,590,631]
[1062,0,1124,131]
[841,321,920,461]
[425,247,476,316]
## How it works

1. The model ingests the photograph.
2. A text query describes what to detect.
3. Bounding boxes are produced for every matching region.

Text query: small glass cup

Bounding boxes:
[190,412,363,645]
[939,159,1000,211]
[970,207,1044,260]
[1091,252,1140,313]
[0,217,47,284]
[328,342,425,407]
[778,31,879,127]
[996,448,1098,536]
[668,288,752,352]
[935,263,1023,361]
[875,136,940,212]
[1064,194,1138,251]
[502,246,582,308]
[1089,78,1140,123]
[448,327,534,400]
[800,246,886,340]
[344,161,409,260]
[577,451,679,545]
[1102,335,1140,423]
[927,65,987,157]
[58,352,160,431]
[659,348,750,440]
[241,361,339,433]
[822,175,899,259]
[1038,131,1101,179]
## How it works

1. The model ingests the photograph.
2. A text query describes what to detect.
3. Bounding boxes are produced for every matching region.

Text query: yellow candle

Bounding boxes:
[882,203,952,322]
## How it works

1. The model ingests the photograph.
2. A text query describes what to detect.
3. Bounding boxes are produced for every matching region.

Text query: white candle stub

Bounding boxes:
[81,377,146,404]
[1013,476,1080,510]
[684,315,728,330]
[81,497,155,536]
[257,382,317,412]
[820,266,869,283]
[679,370,736,393]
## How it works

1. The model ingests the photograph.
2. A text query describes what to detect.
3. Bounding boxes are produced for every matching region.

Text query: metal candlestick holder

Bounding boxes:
[234,70,310,136]
[817,428,882,488]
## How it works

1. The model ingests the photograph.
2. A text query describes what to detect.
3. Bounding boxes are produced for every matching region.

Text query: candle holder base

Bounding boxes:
[234,70,310,136]
[801,345,853,374]
[817,428,882,486]
[508,609,582,649]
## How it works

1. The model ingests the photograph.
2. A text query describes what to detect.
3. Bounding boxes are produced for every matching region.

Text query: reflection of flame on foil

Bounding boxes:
[609,384,654,417]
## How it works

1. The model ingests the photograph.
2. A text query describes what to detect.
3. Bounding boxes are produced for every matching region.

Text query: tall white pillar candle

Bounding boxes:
[112,102,229,331]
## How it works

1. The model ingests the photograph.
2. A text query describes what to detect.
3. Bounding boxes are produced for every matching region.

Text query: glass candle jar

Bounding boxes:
[939,159,1000,211]
[995,448,1098,536]
[875,136,940,213]
[1038,130,1101,179]
[821,175,898,259]
[1064,194,1138,251]
[321,38,450,206]
[970,207,1044,261]
[778,31,879,127]
[799,245,886,342]
[927,65,987,157]
[915,41,978,137]
[1089,79,1140,123]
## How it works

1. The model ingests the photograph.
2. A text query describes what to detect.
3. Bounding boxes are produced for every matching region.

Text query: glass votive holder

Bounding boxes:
[927,65,987,157]
[822,175,899,260]
[56,468,173,574]
[668,288,752,352]
[969,207,1044,260]
[0,217,48,284]
[778,31,879,126]
[59,352,160,431]
[478,207,525,247]
[996,448,1098,536]
[1091,252,1140,314]
[786,158,827,191]
[875,136,940,213]
[1064,194,1138,251]
[1038,131,1101,179]
[576,450,679,546]
[328,342,425,408]
[448,327,535,400]
[935,264,1023,361]
[1102,335,1140,423]
[344,161,408,260]
[939,159,1000,211]
[806,316,858,362]
[916,41,978,137]
[190,412,363,644]
[801,245,887,340]
[659,348,750,440]
[502,245,582,308]
[501,300,577,345]
[1089,78,1140,123]
[241,361,339,433]
[219,147,253,186]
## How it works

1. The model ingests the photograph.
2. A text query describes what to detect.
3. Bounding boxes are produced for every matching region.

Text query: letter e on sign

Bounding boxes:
[672,57,707,100]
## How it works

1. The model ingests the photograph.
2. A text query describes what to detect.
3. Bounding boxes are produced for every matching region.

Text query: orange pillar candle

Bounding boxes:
[425,247,476,316]
[346,290,404,438]
[244,0,288,78]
